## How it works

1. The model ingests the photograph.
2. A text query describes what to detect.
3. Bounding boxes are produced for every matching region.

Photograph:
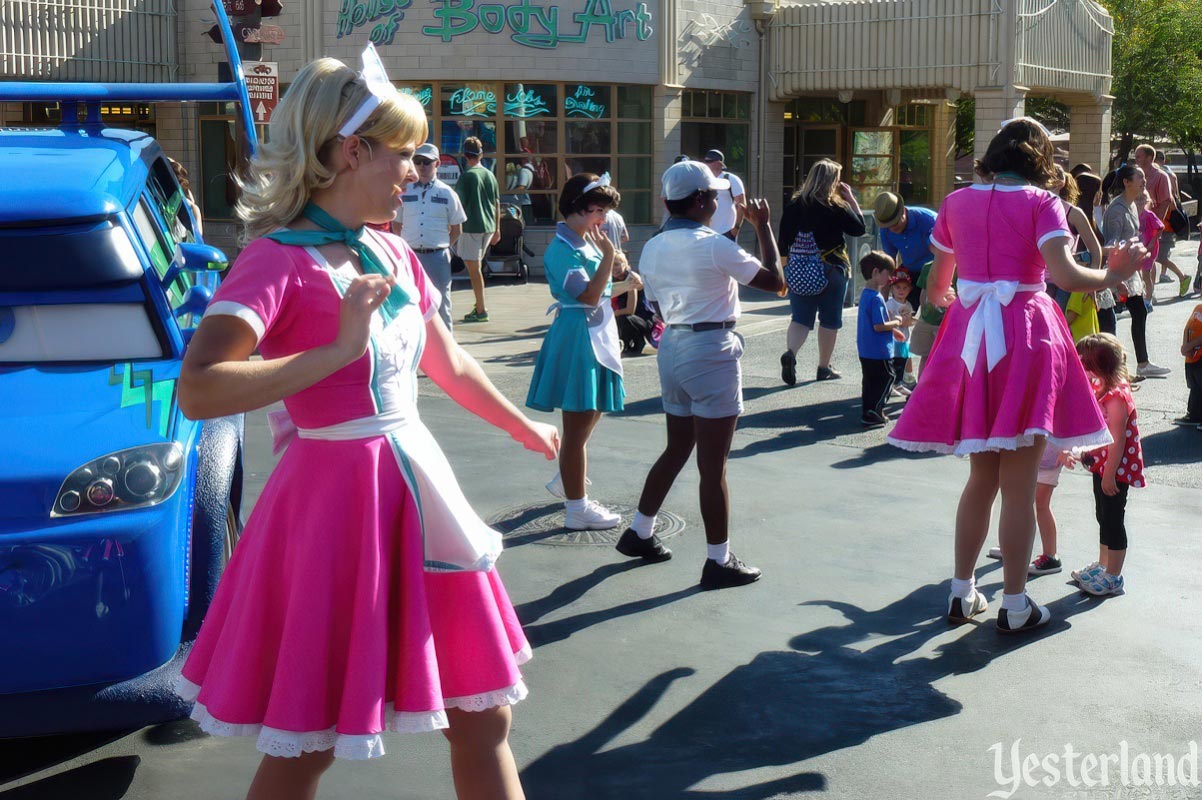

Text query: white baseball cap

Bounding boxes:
[662,160,730,201]
[415,143,439,160]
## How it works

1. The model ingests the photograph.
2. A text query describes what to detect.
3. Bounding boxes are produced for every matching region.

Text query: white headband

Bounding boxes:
[999,116,1052,139]
[338,42,398,139]
[582,172,611,194]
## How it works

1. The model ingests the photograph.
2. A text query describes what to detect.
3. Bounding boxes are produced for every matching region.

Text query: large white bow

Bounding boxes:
[957,279,1020,375]
[338,42,398,139]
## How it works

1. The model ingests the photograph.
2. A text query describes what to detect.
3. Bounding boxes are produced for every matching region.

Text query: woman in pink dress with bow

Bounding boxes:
[889,119,1144,634]
[175,48,558,799]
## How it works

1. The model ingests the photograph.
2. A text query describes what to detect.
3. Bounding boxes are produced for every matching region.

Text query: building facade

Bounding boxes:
[2,0,1114,267]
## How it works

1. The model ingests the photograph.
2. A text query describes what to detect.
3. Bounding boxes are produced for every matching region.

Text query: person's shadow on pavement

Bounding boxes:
[521,576,1107,799]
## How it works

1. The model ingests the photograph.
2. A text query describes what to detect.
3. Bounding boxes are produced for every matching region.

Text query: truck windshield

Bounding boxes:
[0,221,163,362]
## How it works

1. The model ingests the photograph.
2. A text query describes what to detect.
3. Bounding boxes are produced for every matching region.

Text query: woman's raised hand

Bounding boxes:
[589,225,616,258]
[1104,238,1149,285]
[335,273,394,364]
[514,420,561,460]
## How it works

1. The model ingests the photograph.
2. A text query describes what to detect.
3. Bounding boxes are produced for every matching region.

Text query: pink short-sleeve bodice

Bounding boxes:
[890,182,1111,455]
[930,184,1070,283]
[206,230,440,430]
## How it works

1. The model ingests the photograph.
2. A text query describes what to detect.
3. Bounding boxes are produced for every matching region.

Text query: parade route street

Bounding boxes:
[4,246,1201,800]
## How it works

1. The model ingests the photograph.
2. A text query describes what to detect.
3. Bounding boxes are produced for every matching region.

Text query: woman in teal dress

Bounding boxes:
[527,173,632,531]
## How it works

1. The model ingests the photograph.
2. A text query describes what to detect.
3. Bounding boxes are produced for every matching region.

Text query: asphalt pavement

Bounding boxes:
[4,243,1202,800]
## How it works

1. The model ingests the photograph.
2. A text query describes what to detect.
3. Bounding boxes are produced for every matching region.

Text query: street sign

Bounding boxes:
[222,0,255,15]
[243,61,279,125]
[244,24,285,44]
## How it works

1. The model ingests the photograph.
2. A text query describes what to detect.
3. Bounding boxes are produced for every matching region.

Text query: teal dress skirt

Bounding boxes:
[526,229,625,413]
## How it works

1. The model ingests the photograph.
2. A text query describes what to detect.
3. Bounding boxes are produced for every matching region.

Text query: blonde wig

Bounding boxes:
[237,57,427,242]
[792,159,845,208]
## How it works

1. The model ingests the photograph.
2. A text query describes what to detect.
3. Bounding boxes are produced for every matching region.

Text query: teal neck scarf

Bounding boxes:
[266,203,411,322]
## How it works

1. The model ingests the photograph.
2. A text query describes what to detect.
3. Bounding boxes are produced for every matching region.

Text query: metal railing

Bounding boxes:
[0,0,177,83]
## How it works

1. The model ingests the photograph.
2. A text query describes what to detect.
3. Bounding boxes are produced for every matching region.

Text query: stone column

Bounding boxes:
[653,84,684,208]
[973,86,1027,165]
[930,100,957,204]
[762,101,787,224]
[1068,96,1113,174]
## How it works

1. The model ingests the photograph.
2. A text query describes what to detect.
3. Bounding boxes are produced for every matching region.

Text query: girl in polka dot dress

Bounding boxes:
[1074,333,1145,596]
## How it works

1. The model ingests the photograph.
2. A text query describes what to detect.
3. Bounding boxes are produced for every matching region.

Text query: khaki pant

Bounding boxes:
[910,318,940,357]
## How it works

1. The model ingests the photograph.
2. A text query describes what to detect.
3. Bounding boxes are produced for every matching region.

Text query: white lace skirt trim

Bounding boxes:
[175,670,529,760]
[887,427,1112,457]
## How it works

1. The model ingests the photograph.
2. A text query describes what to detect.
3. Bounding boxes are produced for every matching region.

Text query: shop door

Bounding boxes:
[848,127,897,209]
[783,124,841,206]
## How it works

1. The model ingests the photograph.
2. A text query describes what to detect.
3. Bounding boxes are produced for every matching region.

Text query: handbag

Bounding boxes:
[1169,203,1190,238]
[785,230,845,296]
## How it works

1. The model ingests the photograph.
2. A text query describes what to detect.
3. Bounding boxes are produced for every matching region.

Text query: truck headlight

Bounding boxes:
[52,444,186,517]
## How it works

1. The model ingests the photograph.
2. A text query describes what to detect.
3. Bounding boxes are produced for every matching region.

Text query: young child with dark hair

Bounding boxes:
[1074,333,1145,596]
[857,251,903,427]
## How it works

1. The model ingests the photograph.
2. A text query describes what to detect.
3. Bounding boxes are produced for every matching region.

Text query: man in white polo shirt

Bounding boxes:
[702,149,746,240]
[398,143,467,329]
[614,160,785,590]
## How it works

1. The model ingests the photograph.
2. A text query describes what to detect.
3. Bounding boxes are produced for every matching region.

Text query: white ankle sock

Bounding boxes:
[565,497,587,514]
[950,577,975,599]
[630,511,656,539]
[1001,592,1028,612]
[707,541,730,564]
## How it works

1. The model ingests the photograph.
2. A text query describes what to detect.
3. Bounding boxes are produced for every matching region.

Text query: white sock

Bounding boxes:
[565,497,587,514]
[1001,592,1029,612]
[707,541,730,564]
[631,511,656,539]
[950,577,975,599]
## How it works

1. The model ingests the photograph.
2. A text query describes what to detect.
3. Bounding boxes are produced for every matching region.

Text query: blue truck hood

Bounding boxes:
[0,363,181,522]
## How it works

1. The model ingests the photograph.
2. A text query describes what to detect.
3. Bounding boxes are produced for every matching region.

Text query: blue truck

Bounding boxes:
[0,1,260,736]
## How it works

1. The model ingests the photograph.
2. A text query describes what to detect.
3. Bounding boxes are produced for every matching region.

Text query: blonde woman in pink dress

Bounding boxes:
[175,48,558,800]
[888,119,1144,634]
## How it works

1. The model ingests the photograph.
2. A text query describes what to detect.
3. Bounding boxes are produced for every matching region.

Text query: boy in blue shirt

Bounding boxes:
[858,251,905,428]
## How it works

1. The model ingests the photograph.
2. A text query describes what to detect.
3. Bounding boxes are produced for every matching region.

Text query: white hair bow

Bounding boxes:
[338,42,398,139]
[999,116,1052,139]
[582,172,611,194]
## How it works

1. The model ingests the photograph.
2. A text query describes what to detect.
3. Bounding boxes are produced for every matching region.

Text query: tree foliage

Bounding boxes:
[1103,0,1202,164]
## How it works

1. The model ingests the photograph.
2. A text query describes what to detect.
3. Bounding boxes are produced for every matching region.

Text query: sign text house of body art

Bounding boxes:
[424,0,653,49]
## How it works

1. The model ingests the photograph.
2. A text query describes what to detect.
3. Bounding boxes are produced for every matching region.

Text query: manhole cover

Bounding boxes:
[487,502,688,547]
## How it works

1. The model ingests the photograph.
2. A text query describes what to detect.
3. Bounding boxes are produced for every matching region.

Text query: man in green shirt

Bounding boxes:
[454,137,501,322]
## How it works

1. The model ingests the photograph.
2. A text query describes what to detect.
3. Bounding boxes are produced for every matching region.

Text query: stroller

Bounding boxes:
[483,203,534,282]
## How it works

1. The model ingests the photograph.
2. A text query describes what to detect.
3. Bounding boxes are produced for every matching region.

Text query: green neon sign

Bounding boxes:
[565,84,606,118]
[336,0,413,45]
[423,0,653,50]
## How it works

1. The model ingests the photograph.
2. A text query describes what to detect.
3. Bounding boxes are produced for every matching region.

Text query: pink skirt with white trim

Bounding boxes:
[177,436,530,760]
[889,290,1110,455]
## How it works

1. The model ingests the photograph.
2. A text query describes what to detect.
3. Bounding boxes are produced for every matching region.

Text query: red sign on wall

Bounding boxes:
[243,61,279,124]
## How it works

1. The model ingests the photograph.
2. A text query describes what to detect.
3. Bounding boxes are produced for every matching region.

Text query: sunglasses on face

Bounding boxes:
[413,158,436,166]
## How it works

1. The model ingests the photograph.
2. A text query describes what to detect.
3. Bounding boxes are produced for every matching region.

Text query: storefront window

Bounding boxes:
[680,90,751,177]
[198,102,238,221]
[784,98,867,126]
[358,82,653,225]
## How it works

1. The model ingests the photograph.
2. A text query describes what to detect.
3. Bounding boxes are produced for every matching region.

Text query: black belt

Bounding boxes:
[668,321,736,332]
[413,246,447,254]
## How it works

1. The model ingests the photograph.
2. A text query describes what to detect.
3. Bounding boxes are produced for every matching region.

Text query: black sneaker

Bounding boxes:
[699,552,762,590]
[1172,415,1202,427]
[780,351,797,386]
[860,410,887,428]
[996,597,1052,634]
[1027,553,1062,576]
[816,366,842,381]
[615,528,673,562]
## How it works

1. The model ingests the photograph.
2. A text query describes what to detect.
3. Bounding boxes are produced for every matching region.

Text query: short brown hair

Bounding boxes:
[463,136,484,156]
[1134,144,1155,160]
[558,173,620,218]
[860,250,895,280]
[1076,333,1129,390]
[976,118,1057,188]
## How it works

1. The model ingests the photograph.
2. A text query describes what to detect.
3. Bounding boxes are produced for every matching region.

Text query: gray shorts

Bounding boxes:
[657,327,745,419]
[458,231,491,262]
[1157,229,1176,261]
[910,318,940,357]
